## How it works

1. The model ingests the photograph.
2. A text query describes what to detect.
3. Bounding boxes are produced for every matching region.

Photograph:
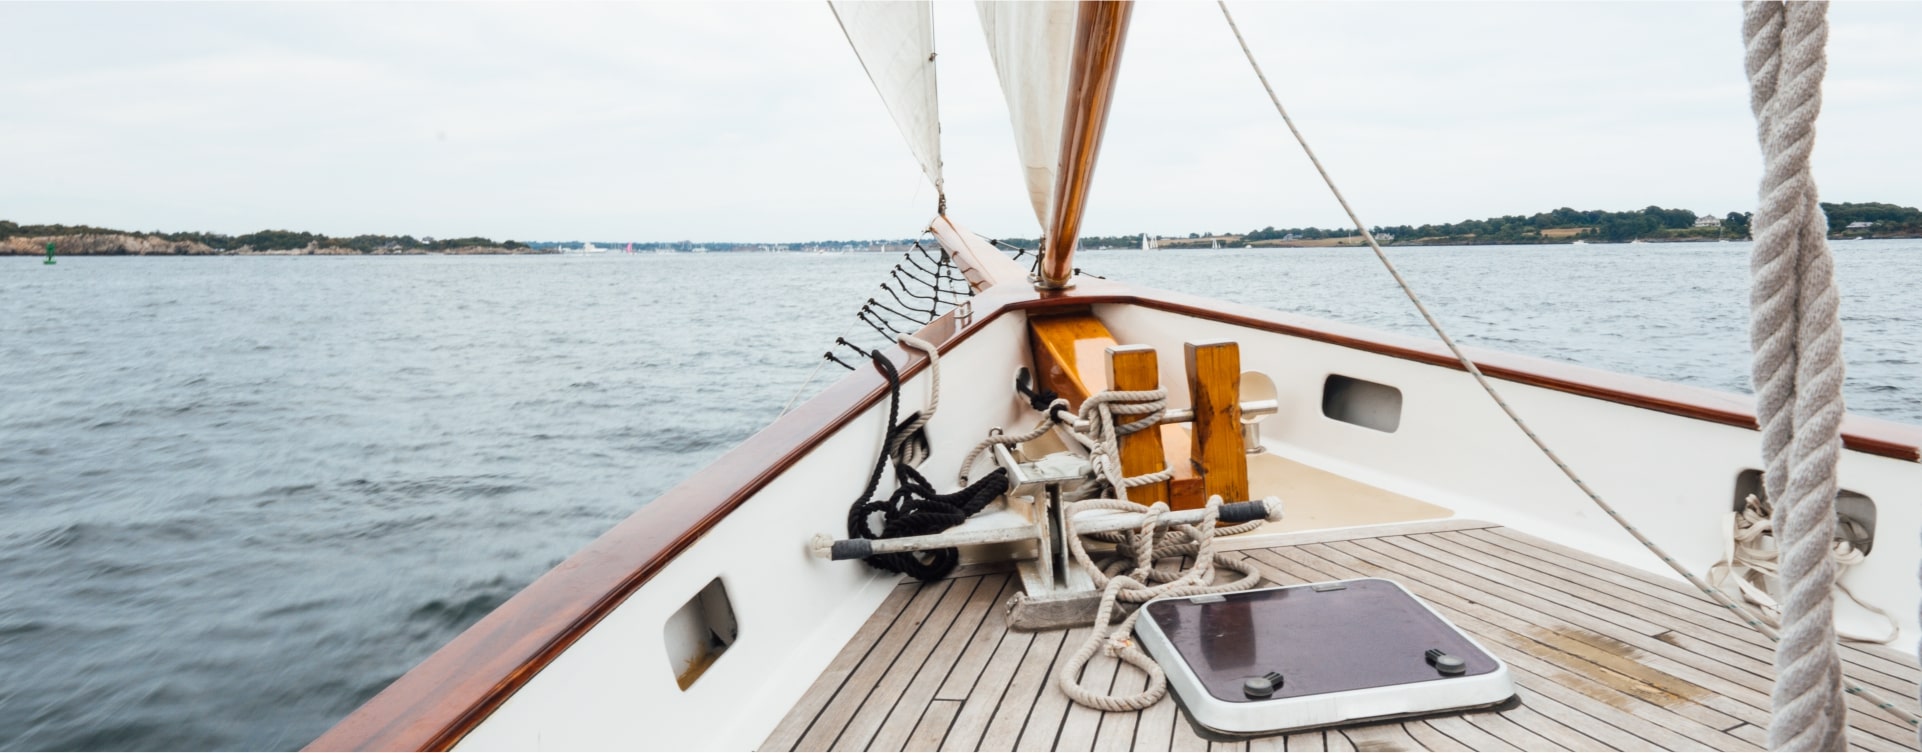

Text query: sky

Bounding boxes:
[2,1,1919,244]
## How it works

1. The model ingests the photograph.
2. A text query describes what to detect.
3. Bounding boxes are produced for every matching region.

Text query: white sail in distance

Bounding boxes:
[975,1,1076,231]
[829,1,944,199]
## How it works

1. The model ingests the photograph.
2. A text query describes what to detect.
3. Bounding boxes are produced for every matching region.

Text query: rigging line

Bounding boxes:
[879,281,923,313]
[1217,0,1921,729]
[781,303,863,416]
[859,307,910,337]
[890,268,965,304]
[869,297,932,326]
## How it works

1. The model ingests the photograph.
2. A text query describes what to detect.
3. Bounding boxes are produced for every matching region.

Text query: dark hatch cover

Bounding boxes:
[1142,578,1499,703]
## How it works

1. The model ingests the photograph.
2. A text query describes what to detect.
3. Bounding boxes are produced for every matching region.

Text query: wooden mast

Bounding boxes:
[1037,1,1133,290]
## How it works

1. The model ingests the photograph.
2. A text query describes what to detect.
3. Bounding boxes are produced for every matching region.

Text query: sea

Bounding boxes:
[1,241,1916,750]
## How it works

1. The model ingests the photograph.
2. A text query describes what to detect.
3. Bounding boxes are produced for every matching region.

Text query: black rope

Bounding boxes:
[1073,267,1107,280]
[868,297,930,325]
[825,351,858,371]
[846,352,1011,582]
[1014,367,1072,424]
[858,308,904,339]
[834,337,872,359]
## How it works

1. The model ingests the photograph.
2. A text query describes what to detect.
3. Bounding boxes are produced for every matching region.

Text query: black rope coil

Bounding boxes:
[846,351,1010,582]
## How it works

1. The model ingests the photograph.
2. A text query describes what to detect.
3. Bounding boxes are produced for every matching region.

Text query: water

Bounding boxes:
[0,241,1915,750]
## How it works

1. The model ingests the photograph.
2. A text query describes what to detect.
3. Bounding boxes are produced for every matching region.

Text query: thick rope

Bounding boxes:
[1040,386,1272,711]
[1217,0,1918,734]
[1057,495,1269,711]
[845,335,1010,582]
[1744,3,1851,747]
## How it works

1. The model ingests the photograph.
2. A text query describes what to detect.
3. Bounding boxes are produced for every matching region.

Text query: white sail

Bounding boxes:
[975,1,1076,230]
[829,1,944,196]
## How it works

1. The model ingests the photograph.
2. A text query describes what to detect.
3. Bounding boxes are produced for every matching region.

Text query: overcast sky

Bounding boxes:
[3,2,1918,243]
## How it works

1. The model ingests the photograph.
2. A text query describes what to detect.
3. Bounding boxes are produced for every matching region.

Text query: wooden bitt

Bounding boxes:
[1106,345,1170,505]
[1027,310,1116,409]
[1185,340,1248,508]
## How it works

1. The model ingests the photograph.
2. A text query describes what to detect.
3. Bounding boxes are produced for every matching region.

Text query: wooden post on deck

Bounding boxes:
[1186,340,1248,505]
[1107,345,1170,506]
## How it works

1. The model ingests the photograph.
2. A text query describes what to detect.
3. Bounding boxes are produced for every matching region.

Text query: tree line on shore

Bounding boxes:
[999,202,1922,249]
[0,221,525,253]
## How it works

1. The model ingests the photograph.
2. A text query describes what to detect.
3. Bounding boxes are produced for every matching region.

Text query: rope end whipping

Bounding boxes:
[808,533,835,560]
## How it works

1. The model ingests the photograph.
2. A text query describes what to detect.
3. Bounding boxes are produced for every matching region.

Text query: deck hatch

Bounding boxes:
[665,577,738,690]
[1135,578,1513,734]
[1321,374,1402,433]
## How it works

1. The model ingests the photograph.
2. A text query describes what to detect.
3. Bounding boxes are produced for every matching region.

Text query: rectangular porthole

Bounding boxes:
[665,578,738,690]
[1321,374,1402,433]
[1733,469,1876,555]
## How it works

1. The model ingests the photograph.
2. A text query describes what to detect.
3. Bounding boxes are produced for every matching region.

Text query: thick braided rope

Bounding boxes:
[1056,496,1267,711]
[1218,0,1916,734]
[1744,3,1850,748]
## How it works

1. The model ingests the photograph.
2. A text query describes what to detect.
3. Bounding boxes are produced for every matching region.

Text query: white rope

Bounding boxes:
[1216,0,1919,734]
[1709,495,1897,645]
[1039,386,1272,711]
[1743,2,1853,747]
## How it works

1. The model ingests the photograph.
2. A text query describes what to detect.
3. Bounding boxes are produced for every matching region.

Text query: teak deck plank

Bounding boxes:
[763,525,1922,752]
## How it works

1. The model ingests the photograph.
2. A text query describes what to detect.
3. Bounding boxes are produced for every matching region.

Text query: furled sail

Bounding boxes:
[974,1,1076,229]
[829,1,944,198]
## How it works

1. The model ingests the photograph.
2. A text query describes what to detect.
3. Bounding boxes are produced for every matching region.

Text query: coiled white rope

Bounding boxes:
[1217,0,1918,736]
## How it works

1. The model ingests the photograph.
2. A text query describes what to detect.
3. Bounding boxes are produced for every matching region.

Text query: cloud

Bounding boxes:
[1,1,1916,242]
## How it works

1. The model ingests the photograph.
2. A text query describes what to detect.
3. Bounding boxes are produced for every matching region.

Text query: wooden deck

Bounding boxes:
[762,520,1922,752]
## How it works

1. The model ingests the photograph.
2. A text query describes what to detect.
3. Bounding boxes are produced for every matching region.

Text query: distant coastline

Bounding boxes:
[8,201,1920,257]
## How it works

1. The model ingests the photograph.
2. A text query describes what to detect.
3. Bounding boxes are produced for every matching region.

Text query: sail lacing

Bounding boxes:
[1216,0,1918,736]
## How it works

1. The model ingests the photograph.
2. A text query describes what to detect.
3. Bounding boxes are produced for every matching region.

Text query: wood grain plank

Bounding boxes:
[761,581,930,751]
[1093,660,1150,751]
[1057,637,1124,752]
[1015,627,1092,752]
[1412,534,1920,746]
[1457,710,1564,752]
[868,574,1011,750]
[907,700,964,752]
[1400,721,1463,752]
[829,576,985,750]
[1281,730,1325,752]
[937,575,1023,701]
[952,628,1051,752]
[1419,717,1513,752]
[1468,528,1921,687]
[1169,714,1212,751]
[1110,345,1171,506]
[794,579,957,751]
[1337,722,1424,751]
[1184,340,1246,509]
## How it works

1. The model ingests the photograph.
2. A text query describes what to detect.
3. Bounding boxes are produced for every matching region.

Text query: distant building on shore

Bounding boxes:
[1693,213,1723,228]
[1846,221,1876,230]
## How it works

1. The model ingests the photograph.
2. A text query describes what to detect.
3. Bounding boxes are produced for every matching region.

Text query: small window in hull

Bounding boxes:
[665,578,738,690]
[1732,469,1876,555]
[1322,375,1402,433]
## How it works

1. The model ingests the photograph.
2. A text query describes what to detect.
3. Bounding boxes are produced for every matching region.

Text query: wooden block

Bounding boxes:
[1184,340,1247,509]
[1108,345,1170,506]
[1028,311,1117,409]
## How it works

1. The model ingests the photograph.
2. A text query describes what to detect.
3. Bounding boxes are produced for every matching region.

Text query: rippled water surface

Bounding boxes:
[1,241,1915,750]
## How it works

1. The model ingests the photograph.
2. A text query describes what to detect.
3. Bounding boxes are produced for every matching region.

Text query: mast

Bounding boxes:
[1037,0,1133,290]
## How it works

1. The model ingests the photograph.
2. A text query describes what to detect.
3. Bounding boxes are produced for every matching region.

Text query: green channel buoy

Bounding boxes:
[44,241,56,265]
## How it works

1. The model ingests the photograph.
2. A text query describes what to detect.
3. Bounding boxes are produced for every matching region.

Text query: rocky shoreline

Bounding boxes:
[2,234,551,257]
